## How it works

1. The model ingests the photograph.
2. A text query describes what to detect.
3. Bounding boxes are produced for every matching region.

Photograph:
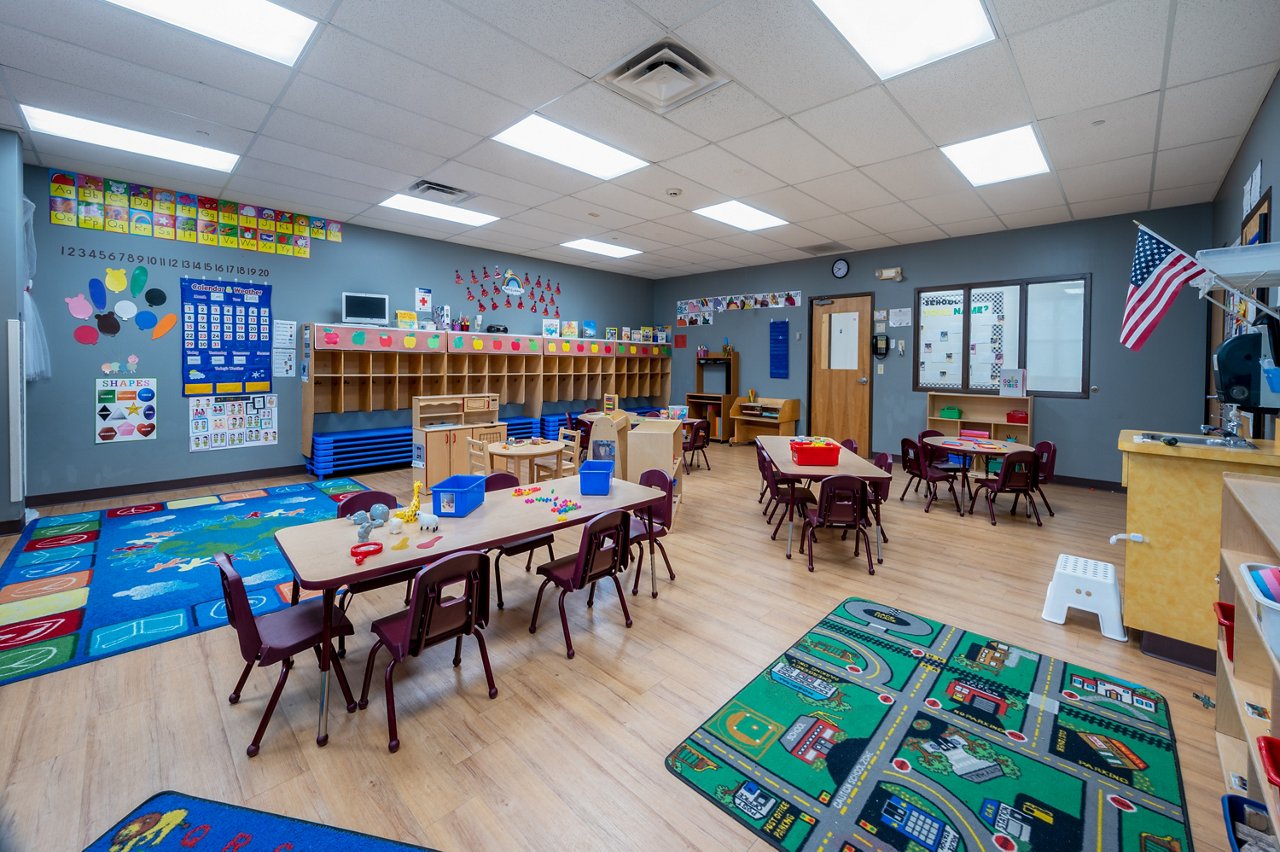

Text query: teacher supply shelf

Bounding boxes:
[925,392,1032,445]
[687,352,738,443]
[729,397,800,445]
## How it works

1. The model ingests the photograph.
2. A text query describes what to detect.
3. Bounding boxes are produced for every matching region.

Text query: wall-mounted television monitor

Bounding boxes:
[341,292,390,326]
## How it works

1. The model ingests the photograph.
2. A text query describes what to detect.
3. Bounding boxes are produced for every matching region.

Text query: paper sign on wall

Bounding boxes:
[96,378,157,443]
[188,394,278,451]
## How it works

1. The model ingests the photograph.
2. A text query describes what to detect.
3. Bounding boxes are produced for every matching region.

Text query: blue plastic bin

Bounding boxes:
[431,474,485,517]
[579,460,615,495]
[1222,794,1270,852]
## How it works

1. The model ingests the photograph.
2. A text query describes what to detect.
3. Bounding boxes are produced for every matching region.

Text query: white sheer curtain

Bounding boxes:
[20,195,51,381]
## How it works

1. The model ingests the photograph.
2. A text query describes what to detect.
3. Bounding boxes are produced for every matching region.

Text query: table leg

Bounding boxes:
[648,506,657,599]
[785,482,795,559]
[316,588,334,747]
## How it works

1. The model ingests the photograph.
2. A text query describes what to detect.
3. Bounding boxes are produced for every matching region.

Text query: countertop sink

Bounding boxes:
[1133,432,1254,449]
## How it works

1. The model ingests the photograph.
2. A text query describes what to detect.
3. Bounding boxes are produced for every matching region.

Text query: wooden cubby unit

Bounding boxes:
[925,392,1032,444]
[729,397,800,445]
[687,352,739,443]
[1216,473,1280,826]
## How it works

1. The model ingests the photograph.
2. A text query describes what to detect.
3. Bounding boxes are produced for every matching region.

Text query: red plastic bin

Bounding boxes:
[1006,409,1029,424]
[1257,736,1280,789]
[1215,601,1236,662]
[791,440,840,466]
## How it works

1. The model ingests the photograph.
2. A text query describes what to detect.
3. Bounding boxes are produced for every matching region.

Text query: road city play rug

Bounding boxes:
[83,790,434,851]
[667,598,1190,852]
[0,478,369,687]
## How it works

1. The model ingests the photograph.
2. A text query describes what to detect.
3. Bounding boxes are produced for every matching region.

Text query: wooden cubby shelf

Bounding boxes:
[925,392,1032,444]
[687,352,739,443]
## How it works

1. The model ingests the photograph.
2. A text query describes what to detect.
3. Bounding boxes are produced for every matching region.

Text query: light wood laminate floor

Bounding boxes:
[0,444,1224,850]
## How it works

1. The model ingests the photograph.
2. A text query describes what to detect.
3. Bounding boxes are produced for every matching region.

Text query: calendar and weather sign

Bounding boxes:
[180,277,272,397]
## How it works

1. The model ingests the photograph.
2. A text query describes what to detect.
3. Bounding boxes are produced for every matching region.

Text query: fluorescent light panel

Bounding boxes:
[941,125,1049,187]
[561,238,642,259]
[101,0,317,66]
[693,200,787,231]
[21,105,239,172]
[811,0,994,80]
[493,116,647,180]
[380,194,498,227]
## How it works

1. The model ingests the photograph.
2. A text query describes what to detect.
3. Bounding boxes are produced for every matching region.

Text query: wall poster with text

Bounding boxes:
[181,278,272,396]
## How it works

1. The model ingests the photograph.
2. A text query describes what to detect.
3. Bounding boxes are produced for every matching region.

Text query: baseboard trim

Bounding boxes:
[27,465,311,509]
[1054,475,1124,492]
[0,517,23,534]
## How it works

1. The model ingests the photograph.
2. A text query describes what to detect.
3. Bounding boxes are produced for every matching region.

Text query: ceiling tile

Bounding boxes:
[27,150,228,198]
[1068,192,1150,220]
[610,165,722,211]
[626,0,724,28]
[1038,92,1159,170]
[998,205,1074,230]
[988,0,1114,37]
[797,214,877,242]
[573,183,684,220]
[676,0,875,114]
[886,42,1034,146]
[740,186,838,222]
[246,136,424,193]
[509,208,608,238]
[763,247,812,262]
[330,0,585,109]
[424,160,559,208]
[482,218,578,245]
[222,175,372,218]
[587,231,669,254]
[1150,182,1219,209]
[296,27,525,138]
[940,217,1007,237]
[660,145,784,197]
[664,82,782,142]
[234,157,390,205]
[886,225,948,245]
[461,0,664,77]
[261,110,443,177]
[684,239,749,259]
[1010,0,1170,118]
[977,173,1068,214]
[653,211,740,239]
[754,225,833,250]
[845,234,899,251]
[907,190,995,224]
[1159,63,1279,149]
[1058,153,1153,203]
[793,169,897,212]
[853,202,931,232]
[651,244,721,263]
[1167,0,1280,86]
[352,207,472,239]
[535,196,643,231]
[1153,137,1241,190]
[445,229,546,252]
[862,149,972,201]
[620,221,704,246]
[456,140,603,195]
[719,232,786,254]
[719,120,848,185]
[540,83,705,162]
[794,87,931,167]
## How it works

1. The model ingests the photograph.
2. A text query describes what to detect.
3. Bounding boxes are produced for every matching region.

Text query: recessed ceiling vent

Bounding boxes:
[601,39,728,114]
[408,179,475,205]
[799,242,848,256]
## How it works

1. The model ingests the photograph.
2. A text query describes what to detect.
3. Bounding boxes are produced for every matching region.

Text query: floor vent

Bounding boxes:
[601,39,728,114]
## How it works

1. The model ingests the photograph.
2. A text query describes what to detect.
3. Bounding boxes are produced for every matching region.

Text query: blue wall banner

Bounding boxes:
[180,277,272,396]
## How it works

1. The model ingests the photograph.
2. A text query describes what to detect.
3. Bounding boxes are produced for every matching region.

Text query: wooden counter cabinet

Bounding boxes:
[411,394,505,488]
[729,398,800,445]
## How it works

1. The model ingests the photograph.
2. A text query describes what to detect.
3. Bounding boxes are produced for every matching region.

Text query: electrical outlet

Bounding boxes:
[876,363,884,375]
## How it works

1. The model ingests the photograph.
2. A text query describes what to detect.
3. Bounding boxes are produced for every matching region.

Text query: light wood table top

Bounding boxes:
[923,436,1034,456]
[276,476,662,590]
[488,439,566,459]
[756,435,890,480]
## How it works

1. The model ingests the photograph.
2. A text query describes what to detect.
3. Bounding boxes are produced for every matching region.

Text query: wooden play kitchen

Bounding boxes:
[409,393,506,488]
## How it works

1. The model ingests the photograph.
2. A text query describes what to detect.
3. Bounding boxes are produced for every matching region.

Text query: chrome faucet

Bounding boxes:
[1201,403,1258,449]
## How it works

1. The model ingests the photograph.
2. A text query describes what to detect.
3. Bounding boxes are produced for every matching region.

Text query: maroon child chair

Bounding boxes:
[900,438,961,514]
[529,510,632,659]
[484,472,555,610]
[630,468,676,597]
[762,457,816,550]
[1030,440,1058,517]
[869,451,893,545]
[799,475,875,575]
[334,490,412,655]
[682,419,711,473]
[358,550,496,753]
[840,438,859,455]
[216,553,357,757]
[969,450,1042,526]
[918,429,966,477]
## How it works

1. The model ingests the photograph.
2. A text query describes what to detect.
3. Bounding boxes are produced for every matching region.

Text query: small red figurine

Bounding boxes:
[470,269,479,284]
[466,287,475,301]
[482,266,490,280]
[554,282,561,295]
[455,269,463,285]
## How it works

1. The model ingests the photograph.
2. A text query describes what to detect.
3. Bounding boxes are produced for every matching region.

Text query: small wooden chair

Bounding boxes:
[466,437,490,475]
[534,428,580,481]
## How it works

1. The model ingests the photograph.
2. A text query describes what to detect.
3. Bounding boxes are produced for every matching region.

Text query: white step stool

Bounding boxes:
[1042,554,1127,642]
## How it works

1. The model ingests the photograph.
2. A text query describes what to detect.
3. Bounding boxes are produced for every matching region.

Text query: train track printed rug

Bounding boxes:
[667,598,1190,852]
[0,478,368,687]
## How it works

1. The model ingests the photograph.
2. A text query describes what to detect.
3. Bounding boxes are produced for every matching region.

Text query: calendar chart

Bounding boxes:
[180,277,272,396]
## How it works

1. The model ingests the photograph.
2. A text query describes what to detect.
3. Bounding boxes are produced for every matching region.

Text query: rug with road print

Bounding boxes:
[0,478,368,687]
[667,597,1190,852]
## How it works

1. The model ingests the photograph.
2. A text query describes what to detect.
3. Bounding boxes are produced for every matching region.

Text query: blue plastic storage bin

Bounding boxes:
[1222,794,1270,852]
[432,474,485,517]
[579,460,615,495]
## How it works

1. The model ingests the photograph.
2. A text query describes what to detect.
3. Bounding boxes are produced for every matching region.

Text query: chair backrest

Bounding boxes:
[917,430,946,466]
[1034,441,1057,483]
[644,410,662,417]
[755,441,771,477]
[583,407,599,414]
[813,475,866,526]
[570,510,630,589]
[871,452,893,501]
[638,467,674,529]
[405,551,489,656]
[693,419,710,449]
[466,437,489,475]
[900,438,924,477]
[995,450,1038,492]
[215,553,263,664]
[485,471,519,492]
[556,428,581,473]
[840,438,859,455]
[336,490,398,518]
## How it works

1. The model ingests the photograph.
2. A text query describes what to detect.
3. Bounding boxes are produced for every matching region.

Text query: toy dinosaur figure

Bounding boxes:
[395,481,423,522]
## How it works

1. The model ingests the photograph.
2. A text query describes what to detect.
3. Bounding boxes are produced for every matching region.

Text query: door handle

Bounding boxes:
[858,377,869,384]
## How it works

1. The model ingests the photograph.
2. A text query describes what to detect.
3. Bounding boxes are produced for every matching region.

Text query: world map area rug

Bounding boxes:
[0,478,368,687]
[667,598,1190,852]
[83,791,434,851]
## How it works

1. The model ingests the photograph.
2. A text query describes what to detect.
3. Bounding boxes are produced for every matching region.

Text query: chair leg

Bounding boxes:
[358,638,386,709]
[758,480,767,503]
[229,660,253,704]
[799,519,808,554]
[1026,492,1043,526]
[587,580,597,608]
[314,644,357,712]
[923,482,937,513]
[557,589,574,659]
[860,527,875,576]
[899,475,918,501]
[1010,493,1020,515]
[1038,485,1055,517]
[453,635,463,667]
[336,591,354,657]
[384,658,401,753]
[610,572,634,629]
[766,499,781,524]
[493,554,505,611]
[806,526,816,573]
[655,540,675,580]
[771,503,790,540]
[700,448,711,470]
[630,542,645,595]
[247,661,291,758]
[529,578,552,634]
[987,493,997,526]
[472,628,498,699]
[948,481,961,514]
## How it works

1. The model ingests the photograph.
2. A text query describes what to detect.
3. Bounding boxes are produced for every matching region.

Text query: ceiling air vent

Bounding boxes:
[408,179,476,205]
[601,39,728,114]
[798,242,848,256]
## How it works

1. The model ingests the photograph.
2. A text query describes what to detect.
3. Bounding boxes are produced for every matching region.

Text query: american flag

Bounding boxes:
[1121,226,1207,351]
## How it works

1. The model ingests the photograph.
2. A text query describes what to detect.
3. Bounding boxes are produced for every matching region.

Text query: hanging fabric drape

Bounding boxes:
[20,195,51,381]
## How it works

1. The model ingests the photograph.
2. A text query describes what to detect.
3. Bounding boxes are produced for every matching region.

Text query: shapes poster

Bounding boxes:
[95,378,157,444]
[188,394,278,451]
[180,278,272,397]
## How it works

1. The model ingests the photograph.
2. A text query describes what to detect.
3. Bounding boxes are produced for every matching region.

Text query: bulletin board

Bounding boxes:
[915,290,963,388]
[180,277,272,396]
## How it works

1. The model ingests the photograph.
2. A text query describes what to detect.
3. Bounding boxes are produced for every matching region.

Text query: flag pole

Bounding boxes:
[1133,220,1280,322]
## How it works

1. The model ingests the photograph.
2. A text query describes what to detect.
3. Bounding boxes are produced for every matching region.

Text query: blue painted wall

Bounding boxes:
[0,133,24,522]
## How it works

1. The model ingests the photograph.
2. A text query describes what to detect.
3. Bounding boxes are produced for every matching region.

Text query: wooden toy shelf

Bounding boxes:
[729,397,800,445]
[925,392,1032,444]
[1216,473,1280,828]
[686,352,739,443]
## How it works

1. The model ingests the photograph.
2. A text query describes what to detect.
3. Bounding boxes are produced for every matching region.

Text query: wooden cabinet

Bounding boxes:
[687,353,738,443]
[1216,473,1280,823]
[410,394,506,489]
[925,392,1031,443]
[628,419,682,483]
[729,397,800,445]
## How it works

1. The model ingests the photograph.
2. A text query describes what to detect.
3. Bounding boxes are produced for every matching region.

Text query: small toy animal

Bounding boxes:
[417,511,440,533]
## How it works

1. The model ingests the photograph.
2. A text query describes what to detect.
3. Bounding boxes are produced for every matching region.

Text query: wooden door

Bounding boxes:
[810,295,872,453]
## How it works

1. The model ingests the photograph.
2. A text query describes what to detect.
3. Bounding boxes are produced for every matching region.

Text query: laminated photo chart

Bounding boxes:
[188,394,278,451]
[917,291,963,388]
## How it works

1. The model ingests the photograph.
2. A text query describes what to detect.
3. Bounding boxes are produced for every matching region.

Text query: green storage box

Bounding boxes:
[938,406,962,419]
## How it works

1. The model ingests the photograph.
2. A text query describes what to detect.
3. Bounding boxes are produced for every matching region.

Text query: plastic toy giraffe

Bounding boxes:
[395,480,424,522]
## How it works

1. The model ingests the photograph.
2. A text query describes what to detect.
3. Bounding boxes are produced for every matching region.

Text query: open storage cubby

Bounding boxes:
[925,392,1032,444]
[687,352,739,443]
[1216,473,1280,828]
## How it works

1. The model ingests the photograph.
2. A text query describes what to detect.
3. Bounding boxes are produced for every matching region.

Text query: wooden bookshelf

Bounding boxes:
[925,392,1032,444]
[687,352,739,443]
